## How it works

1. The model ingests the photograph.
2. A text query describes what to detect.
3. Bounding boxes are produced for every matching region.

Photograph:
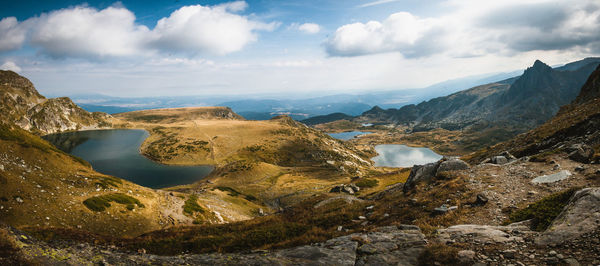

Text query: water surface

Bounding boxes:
[371,144,442,167]
[44,129,213,188]
[328,131,369,140]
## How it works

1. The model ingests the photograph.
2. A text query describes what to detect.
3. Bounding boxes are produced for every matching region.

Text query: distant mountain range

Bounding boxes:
[356,58,600,134]
[68,67,527,120]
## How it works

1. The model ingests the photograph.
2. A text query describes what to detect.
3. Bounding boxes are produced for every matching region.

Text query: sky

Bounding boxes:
[0,0,599,97]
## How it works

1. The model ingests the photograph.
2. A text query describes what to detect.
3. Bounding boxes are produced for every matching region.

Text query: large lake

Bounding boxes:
[328,131,369,140]
[43,129,213,189]
[371,144,443,167]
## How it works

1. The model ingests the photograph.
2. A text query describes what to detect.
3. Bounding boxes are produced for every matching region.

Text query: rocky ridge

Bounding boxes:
[0,70,110,135]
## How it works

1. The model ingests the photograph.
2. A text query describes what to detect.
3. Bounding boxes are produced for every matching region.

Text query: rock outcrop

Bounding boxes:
[536,187,600,246]
[403,157,469,193]
[0,70,110,134]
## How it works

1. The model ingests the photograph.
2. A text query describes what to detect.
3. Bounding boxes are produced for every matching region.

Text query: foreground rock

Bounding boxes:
[531,170,572,184]
[330,184,361,194]
[536,187,600,246]
[436,224,534,244]
[5,225,428,265]
[403,157,469,193]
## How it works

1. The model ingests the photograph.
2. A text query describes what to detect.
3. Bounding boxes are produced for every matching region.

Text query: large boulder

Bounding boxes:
[531,170,572,184]
[436,158,469,174]
[436,224,533,245]
[566,143,595,163]
[403,161,441,193]
[536,187,600,246]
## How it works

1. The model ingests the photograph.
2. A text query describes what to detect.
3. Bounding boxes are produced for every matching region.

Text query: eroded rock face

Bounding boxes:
[403,161,441,193]
[536,187,600,246]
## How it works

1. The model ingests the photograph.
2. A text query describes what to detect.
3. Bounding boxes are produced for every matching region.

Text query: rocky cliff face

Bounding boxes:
[0,70,110,134]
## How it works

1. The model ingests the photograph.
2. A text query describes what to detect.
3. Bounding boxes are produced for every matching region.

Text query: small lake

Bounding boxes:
[328,131,369,140]
[371,144,443,167]
[43,129,213,189]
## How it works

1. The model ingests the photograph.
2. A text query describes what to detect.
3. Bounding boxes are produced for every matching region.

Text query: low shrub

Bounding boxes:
[356,178,379,188]
[504,187,579,231]
[83,193,144,212]
[183,195,205,215]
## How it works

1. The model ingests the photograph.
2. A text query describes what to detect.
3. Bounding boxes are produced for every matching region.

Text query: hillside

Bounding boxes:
[358,59,599,133]
[466,64,600,164]
[0,71,110,135]
[301,112,355,126]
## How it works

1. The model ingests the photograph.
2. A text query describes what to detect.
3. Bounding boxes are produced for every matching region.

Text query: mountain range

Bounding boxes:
[358,58,599,130]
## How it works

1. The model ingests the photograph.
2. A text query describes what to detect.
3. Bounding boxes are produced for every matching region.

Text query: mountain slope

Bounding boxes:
[467,64,600,163]
[358,59,600,133]
[0,71,110,135]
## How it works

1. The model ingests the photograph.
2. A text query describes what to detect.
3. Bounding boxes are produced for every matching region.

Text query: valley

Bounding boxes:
[1,62,600,265]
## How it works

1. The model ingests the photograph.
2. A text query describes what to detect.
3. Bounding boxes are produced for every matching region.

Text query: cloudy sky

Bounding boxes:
[0,0,599,97]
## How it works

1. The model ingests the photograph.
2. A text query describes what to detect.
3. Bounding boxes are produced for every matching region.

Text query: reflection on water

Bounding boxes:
[327,131,368,140]
[371,144,442,167]
[43,129,213,188]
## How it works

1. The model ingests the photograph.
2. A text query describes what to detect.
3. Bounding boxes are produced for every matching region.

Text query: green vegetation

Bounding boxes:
[83,193,144,212]
[0,123,58,153]
[183,195,205,215]
[93,176,123,189]
[356,178,379,188]
[504,187,579,231]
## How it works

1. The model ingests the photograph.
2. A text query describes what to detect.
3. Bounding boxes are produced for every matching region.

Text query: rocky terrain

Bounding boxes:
[311,58,600,154]
[2,64,600,265]
[0,70,110,135]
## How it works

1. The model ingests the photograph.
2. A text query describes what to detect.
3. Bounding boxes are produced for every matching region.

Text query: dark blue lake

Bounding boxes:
[371,144,443,167]
[327,131,369,140]
[43,129,213,189]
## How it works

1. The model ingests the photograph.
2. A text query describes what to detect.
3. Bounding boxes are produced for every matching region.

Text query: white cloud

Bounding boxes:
[325,12,444,57]
[0,1,275,58]
[0,17,28,52]
[327,0,600,58]
[297,23,321,34]
[0,61,21,72]
[29,6,150,58]
[150,3,277,55]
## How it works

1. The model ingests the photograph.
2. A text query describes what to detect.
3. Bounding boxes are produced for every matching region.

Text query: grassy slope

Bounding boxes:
[0,123,169,237]
[113,109,378,209]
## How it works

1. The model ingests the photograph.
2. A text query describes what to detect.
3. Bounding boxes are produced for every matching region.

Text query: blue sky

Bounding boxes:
[1,0,599,97]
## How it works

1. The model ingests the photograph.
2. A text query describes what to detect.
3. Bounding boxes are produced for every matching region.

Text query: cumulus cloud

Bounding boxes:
[30,6,150,58]
[296,23,321,34]
[326,0,600,58]
[325,12,445,57]
[0,61,21,72]
[0,17,28,52]
[150,2,277,55]
[0,1,275,58]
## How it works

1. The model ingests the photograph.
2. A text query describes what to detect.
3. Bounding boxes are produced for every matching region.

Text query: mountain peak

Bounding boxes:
[532,59,551,70]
